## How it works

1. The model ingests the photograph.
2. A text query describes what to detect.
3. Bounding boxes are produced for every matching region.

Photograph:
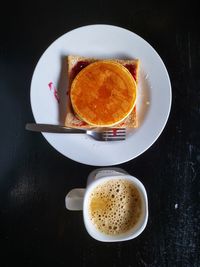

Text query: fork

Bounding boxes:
[25,123,126,141]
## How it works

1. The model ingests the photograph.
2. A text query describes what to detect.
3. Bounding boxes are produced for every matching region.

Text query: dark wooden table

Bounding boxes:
[1,1,199,266]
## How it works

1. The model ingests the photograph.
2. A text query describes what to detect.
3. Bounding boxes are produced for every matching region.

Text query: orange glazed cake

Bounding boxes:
[65,55,140,128]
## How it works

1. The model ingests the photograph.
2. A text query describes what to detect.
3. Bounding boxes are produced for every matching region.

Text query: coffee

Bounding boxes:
[88,179,142,235]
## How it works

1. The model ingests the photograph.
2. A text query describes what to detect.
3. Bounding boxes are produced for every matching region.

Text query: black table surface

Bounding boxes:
[1,1,200,266]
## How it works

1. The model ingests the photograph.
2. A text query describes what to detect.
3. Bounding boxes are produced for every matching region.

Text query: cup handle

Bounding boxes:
[65,188,85,211]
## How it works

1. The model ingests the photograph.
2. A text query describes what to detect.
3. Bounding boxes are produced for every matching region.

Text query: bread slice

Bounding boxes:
[65,55,140,128]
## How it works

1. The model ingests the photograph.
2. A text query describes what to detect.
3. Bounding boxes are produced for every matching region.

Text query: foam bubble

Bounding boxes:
[88,179,142,235]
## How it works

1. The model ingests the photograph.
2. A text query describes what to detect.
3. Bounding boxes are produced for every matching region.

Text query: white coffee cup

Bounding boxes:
[65,167,148,242]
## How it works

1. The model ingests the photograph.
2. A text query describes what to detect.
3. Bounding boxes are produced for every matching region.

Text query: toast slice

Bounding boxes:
[65,55,140,128]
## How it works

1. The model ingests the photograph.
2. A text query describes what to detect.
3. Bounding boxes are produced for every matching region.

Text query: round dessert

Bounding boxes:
[70,61,137,127]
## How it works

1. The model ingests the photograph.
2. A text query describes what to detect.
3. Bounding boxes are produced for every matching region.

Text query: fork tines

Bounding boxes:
[103,128,126,141]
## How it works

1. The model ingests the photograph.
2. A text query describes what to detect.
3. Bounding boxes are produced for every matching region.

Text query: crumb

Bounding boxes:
[175,204,178,209]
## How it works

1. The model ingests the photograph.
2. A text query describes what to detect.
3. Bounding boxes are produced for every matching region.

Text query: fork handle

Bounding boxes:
[25,123,86,134]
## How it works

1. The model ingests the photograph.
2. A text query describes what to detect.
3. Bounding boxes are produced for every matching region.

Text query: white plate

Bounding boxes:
[30,24,172,166]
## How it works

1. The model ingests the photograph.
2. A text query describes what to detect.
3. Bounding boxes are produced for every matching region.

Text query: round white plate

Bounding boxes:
[30,24,172,166]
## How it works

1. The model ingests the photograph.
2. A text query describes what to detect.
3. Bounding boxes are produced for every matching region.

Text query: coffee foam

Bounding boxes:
[88,179,142,235]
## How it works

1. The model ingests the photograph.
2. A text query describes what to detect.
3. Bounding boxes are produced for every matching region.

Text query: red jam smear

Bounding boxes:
[48,81,53,90]
[71,61,137,82]
[48,82,60,103]
[71,61,90,80]
[72,121,87,127]
[113,129,117,136]
[124,64,137,81]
